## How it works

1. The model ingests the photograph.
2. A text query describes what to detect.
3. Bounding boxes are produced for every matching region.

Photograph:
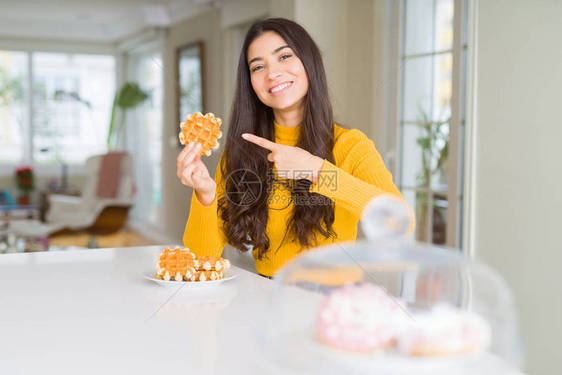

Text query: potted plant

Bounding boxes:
[415,110,450,243]
[15,166,34,206]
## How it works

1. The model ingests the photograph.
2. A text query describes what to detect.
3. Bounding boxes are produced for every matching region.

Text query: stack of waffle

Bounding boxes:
[155,247,231,282]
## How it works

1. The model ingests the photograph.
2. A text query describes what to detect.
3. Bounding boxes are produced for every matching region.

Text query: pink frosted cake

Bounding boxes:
[316,283,409,353]
[398,303,491,356]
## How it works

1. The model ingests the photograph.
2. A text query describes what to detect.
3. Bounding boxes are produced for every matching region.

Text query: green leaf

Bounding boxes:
[116,82,149,109]
[106,82,150,149]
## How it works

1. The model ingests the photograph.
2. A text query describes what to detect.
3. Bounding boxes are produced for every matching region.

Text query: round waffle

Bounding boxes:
[189,270,224,282]
[197,256,231,272]
[155,247,199,281]
[179,112,223,157]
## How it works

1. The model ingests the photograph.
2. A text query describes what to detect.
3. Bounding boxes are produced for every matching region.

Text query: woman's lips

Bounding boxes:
[269,81,293,96]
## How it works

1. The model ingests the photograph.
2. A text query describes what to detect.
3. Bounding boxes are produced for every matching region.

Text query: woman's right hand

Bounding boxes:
[177,142,217,205]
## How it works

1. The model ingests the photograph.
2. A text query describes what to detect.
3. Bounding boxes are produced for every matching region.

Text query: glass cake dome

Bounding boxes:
[260,195,523,375]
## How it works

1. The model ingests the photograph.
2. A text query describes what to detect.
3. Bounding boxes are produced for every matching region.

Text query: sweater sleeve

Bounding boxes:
[309,129,415,234]
[182,157,228,257]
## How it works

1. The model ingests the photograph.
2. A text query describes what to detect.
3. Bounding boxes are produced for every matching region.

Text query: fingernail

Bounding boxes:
[241,133,248,139]
[187,142,193,149]
[195,143,202,149]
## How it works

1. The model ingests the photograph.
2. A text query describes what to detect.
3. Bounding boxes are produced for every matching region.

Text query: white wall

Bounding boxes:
[472,1,562,373]
[294,0,377,139]
[294,0,348,124]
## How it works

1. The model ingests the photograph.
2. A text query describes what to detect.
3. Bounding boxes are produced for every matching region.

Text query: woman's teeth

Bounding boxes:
[270,82,292,94]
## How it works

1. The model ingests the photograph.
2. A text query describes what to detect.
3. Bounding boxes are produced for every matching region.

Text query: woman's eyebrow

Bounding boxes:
[248,45,291,65]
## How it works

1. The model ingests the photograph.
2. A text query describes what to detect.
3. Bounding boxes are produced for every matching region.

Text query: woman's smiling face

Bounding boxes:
[247,31,309,113]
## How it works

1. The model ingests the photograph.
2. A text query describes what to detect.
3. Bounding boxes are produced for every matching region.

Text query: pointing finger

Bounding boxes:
[241,133,278,151]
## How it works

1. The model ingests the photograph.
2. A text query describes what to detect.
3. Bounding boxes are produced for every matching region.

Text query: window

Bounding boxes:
[0,51,27,163]
[0,50,115,167]
[178,43,203,123]
[33,53,115,164]
[125,49,163,227]
[398,0,468,247]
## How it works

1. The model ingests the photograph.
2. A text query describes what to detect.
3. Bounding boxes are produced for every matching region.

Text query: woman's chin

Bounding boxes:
[268,97,304,112]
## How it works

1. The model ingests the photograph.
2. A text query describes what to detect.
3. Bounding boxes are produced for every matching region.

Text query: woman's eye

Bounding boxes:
[251,65,263,73]
[280,54,292,61]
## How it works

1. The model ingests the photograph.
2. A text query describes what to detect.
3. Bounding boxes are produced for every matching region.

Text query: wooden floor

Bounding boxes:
[50,228,156,249]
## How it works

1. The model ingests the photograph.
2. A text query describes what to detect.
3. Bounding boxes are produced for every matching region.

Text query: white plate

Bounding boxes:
[143,269,238,287]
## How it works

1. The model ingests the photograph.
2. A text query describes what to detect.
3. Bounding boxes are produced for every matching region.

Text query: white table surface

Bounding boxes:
[0,246,278,374]
[0,246,524,375]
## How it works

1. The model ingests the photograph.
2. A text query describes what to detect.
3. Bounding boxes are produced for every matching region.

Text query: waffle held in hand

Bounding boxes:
[179,112,223,157]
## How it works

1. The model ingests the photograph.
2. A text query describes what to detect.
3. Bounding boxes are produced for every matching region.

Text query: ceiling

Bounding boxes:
[0,0,221,43]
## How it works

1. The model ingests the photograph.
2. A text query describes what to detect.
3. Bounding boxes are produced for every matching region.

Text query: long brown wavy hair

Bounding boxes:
[218,18,337,260]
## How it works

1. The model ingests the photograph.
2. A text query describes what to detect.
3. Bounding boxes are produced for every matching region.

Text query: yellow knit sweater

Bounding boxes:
[183,122,413,276]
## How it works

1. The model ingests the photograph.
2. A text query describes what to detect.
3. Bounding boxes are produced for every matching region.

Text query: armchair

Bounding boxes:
[47,152,135,247]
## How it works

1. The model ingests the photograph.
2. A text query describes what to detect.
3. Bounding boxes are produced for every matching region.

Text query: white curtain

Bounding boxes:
[124,47,163,229]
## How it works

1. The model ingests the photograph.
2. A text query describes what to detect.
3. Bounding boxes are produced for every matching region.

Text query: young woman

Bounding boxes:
[177,18,414,278]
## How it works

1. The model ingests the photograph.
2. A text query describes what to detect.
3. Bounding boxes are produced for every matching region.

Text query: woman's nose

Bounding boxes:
[268,69,282,80]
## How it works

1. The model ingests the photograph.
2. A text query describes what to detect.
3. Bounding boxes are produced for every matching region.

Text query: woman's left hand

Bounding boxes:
[242,133,324,183]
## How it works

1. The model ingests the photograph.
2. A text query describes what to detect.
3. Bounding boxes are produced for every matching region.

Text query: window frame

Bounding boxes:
[391,0,471,249]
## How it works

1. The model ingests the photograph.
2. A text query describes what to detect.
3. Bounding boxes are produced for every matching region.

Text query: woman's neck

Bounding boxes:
[273,102,304,127]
